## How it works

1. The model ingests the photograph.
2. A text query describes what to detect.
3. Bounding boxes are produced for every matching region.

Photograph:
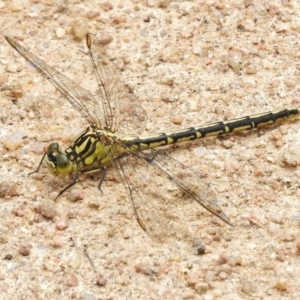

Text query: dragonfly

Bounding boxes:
[5,35,300,242]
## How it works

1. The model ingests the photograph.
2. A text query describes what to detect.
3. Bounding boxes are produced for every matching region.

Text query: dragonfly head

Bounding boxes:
[45,143,73,175]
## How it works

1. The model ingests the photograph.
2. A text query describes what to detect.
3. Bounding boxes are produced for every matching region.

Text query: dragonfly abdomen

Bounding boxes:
[127,108,300,150]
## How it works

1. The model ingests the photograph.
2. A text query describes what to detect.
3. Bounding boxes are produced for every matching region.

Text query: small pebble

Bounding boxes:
[113,14,127,25]
[96,277,108,287]
[219,271,227,280]
[40,200,56,219]
[52,235,64,248]
[147,0,161,7]
[159,75,174,86]
[102,1,113,11]
[0,181,19,198]
[276,249,287,262]
[0,233,8,244]
[274,22,290,33]
[280,144,300,167]
[228,55,243,73]
[245,64,257,74]
[268,222,280,235]
[88,198,101,209]
[34,213,44,223]
[194,282,209,294]
[170,115,184,125]
[64,272,79,287]
[182,292,195,300]
[135,263,157,276]
[280,228,295,242]
[6,63,21,73]
[107,228,115,238]
[192,42,202,55]
[87,11,100,19]
[55,27,66,39]
[32,142,47,154]
[204,271,215,283]
[6,88,23,99]
[193,147,207,158]
[181,28,194,39]
[274,279,288,291]
[19,243,31,256]
[71,17,88,41]
[269,213,285,225]
[4,254,13,260]
[253,168,264,177]
[222,140,234,148]
[43,256,61,272]
[234,255,249,267]
[261,262,274,271]
[96,33,113,46]
[240,280,257,294]
[3,129,27,150]
[271,129,283,141]
[67,189,84,202]
[217,254,229,265]
[79,293,97,300]
[68,254,82,269]
[55,218,68,230]
[9,0,23,11]
[12,207,25,217]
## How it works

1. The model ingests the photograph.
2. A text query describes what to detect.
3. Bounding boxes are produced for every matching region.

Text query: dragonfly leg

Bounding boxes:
[28,152,47,176]
[143,150,160,163]
[97,168,107,195]
[55,172,79,200]
[54,167,107,199]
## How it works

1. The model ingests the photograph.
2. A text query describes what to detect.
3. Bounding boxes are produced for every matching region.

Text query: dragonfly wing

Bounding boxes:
[87,35,147,135]
[107,143,232,243]
[5,36,104,127]
[141,150,233,226]
[111,151,193,243]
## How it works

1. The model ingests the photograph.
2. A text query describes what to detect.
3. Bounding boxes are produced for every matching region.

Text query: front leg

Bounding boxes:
[55,172,80,200]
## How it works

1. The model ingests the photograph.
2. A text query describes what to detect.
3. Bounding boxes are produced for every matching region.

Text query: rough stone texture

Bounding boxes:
[1,0,300,299]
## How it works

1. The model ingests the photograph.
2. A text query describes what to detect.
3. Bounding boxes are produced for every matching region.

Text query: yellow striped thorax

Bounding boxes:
[45,126,128,176]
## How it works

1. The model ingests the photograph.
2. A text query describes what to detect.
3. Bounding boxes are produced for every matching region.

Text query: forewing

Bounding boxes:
[5,36,104,127]
[87,36,147,135]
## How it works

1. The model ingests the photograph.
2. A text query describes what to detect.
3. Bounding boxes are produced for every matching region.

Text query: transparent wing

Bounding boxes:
[5,36,102,127]
[87,35,147,135]
[143,150,233,226]
[5,35,147,135]
[109,147,232,243]
[111,152,192,243]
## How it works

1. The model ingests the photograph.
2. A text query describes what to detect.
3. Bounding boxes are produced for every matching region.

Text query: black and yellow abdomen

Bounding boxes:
[125,108,300,150]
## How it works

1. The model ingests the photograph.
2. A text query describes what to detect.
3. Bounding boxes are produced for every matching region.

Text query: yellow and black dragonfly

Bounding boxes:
[5,35,299,242]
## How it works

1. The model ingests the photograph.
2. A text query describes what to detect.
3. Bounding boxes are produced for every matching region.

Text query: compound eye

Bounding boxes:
[57,153,70,169]
[47,143,59,155]
[56,153,72,174]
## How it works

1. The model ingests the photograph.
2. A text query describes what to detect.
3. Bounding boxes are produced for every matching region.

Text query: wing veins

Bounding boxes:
[5,36,100,126]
